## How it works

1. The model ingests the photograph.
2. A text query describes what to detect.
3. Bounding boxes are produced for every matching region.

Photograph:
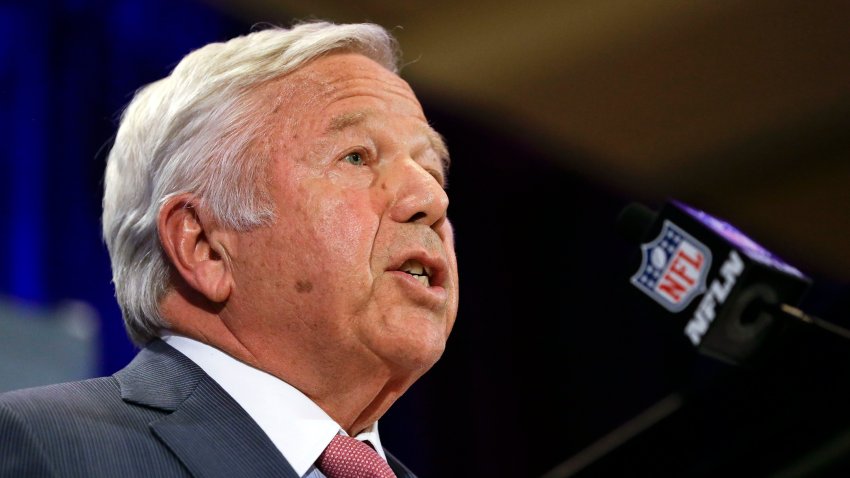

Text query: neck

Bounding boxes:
[159,291,421,437]
[160,292,262,368]
[249,334,420,436]
[309,368,419,436]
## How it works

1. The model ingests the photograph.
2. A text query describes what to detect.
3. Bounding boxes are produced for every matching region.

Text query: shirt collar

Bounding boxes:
[161,334,386,477]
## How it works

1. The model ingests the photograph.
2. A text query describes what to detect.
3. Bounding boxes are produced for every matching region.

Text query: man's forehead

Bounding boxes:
[260,54,417,122]
[290,52,406,90]
[257,53,397,97]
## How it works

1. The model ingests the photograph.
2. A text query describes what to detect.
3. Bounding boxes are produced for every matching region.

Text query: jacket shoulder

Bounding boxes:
[0,377,124,424]
[0,394,56,477]
[0,378,185,477]
[0,379,123,477]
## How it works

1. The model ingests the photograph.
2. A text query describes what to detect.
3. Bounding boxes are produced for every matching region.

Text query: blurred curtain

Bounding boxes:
[0,0,247,375]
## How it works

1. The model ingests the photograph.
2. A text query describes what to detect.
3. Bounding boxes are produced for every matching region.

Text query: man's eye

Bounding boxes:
[343,152,365,166]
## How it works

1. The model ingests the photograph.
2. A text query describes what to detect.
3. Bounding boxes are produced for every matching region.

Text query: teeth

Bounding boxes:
[400,259,431,287]
[401,259,425,275]
[415,275,430,287]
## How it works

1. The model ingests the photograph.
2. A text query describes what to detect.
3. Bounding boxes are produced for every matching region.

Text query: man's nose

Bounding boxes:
[386,158,449,227]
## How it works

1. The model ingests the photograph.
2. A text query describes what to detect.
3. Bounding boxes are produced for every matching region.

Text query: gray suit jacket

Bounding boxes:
[0,340,416,478]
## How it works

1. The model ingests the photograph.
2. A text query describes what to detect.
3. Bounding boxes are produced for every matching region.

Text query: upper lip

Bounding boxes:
[388,250,448,288]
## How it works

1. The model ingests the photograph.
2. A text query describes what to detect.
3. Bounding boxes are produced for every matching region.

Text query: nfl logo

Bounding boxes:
[631,220,713,312]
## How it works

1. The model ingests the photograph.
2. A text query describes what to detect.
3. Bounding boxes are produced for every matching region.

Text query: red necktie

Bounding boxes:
[316,434,397,478]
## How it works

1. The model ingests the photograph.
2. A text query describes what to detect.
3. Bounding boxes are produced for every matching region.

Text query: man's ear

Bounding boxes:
[158,194,235,303]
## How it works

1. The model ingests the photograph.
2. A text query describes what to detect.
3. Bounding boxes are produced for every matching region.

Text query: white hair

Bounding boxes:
[103,22,400,344]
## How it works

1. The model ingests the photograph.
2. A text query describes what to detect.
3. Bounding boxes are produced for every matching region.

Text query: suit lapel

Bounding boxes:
[115,340,299,478]
[386,450,418,478]
[150,376,300,478]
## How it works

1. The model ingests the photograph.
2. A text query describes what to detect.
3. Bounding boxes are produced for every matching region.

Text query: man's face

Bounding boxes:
[226,53,458,381]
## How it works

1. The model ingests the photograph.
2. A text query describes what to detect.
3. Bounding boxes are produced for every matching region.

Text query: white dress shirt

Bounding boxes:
[161,334,388,478]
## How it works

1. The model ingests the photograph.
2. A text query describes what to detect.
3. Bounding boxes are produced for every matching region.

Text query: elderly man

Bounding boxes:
[0,22,458,478]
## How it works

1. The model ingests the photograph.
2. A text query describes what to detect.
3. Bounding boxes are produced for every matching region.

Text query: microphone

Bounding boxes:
[617,200,812,365]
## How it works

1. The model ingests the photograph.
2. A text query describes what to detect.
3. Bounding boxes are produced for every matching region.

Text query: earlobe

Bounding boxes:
[158,194,234,304]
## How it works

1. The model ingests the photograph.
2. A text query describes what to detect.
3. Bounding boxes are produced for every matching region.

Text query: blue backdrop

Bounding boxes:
[0,0,248,374]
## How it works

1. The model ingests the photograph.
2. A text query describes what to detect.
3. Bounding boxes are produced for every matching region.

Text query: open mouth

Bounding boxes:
[399,258,431,287]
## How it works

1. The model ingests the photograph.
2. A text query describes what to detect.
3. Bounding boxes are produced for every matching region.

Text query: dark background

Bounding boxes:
[2,1,849,477]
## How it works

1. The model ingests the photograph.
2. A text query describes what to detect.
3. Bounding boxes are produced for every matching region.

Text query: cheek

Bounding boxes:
[308,188,380,268]
[439,220,460,333]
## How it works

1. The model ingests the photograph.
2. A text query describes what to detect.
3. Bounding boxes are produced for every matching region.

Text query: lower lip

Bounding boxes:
[388,271,448,308]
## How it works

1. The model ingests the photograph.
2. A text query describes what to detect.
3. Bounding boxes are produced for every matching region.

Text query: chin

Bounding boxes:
[392,332,448,373]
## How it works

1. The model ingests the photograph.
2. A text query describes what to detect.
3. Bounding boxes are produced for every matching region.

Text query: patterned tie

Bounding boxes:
[316,434,397,478]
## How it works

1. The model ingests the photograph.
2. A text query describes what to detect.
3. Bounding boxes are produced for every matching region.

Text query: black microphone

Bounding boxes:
[617,199,812,365]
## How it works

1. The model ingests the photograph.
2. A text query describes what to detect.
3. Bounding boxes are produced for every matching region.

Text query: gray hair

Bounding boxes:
[103,22,400,344]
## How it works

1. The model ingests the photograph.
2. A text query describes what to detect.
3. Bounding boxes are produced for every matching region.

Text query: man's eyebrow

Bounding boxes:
[426,127,451,171]
[326,109,451,170]
[326,110,370,133]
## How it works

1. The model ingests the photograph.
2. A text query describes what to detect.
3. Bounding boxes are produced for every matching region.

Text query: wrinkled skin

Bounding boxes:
[208,52,459,433]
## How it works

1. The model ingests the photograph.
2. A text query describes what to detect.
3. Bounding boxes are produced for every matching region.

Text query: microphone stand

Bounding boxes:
[539,304,850,478]
[539,392,685,478]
